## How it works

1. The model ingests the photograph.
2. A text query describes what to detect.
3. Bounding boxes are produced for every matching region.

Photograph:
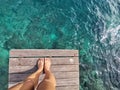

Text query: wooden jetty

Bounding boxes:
[9,49,79,90]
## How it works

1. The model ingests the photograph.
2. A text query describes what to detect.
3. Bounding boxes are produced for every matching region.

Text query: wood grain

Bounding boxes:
[9,57,79,66]
[9,78,79,86]
[10,49,79,57]
[9,49,79,90]
[9,65,79,73]
[9,83,79,90]
[9,72,79,82]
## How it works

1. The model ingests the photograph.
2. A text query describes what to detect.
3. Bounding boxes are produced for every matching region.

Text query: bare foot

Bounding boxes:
[37,58,44,71]
[44,58,51,72]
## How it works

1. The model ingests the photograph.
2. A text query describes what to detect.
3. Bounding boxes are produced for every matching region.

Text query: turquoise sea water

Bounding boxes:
[0,0,120,90]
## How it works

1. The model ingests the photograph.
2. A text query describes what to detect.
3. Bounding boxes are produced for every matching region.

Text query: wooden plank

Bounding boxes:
[10,49,78,57]
[9,65,79,73]
[56,86,79,90]
[9,57,79,66]
[9,83,78,90]
[56,78,79,86]
[9,72,79,82]
[9,78,79,87]
[9,49,79,90]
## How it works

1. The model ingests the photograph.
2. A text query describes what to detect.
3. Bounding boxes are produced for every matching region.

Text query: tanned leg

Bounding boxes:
[37,58,56,90]
[9,58,44,90]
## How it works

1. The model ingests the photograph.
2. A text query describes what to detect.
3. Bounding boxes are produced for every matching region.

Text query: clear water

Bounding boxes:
[0,0,120,90]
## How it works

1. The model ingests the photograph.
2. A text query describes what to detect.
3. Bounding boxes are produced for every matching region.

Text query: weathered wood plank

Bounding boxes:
[9,65,79,73]
[9,83,79,90]
[9,72,79,82]
[9,49,79,90]
[10,49,78,57]
[56,86,79,90]
[9,78,79,87]
[9,57,79,66]
[56,78,79,86]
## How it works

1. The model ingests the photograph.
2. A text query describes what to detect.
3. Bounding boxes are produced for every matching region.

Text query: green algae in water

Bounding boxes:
[0,47,9,89]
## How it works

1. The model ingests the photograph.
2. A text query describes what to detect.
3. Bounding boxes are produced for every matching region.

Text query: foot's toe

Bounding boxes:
[44,58,51,72]
[38,58,44,70]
